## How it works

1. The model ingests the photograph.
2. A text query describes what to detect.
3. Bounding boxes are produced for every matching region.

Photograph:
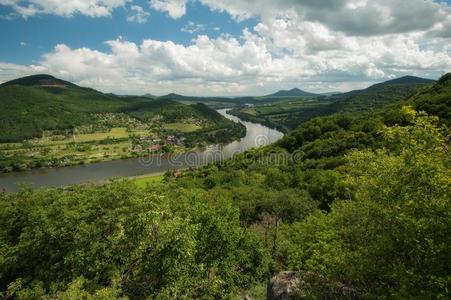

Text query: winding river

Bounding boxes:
[0,109,284,192]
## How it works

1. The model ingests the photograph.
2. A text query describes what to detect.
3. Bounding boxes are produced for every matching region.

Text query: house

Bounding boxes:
[148,144,162,151]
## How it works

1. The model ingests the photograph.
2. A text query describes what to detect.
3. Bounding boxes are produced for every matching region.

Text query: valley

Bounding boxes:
[0,109,283,191]
[0,75,245,172]
[0,73,449,299]
[1,2,450,299]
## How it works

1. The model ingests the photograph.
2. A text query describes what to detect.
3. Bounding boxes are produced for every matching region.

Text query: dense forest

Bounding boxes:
[0,74,450,299]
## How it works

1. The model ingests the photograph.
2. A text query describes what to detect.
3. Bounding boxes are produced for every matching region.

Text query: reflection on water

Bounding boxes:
[0,109,284,191]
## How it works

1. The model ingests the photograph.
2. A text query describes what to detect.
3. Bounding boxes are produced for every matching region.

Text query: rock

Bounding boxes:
[267,271,303,300]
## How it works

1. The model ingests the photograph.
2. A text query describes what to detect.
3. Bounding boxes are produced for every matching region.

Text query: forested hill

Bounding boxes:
[0,74,77,88]
[0,74,236,142]
[328,75,436,112]
[408,73,451,125]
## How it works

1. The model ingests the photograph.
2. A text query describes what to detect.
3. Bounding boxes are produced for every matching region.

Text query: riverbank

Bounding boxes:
[0,109,283,192]
[0,121,245,174]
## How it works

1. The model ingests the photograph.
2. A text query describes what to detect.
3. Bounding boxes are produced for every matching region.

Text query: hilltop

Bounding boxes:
[265,88,318,97]
[368,75,435,88]
[0,74,76,88]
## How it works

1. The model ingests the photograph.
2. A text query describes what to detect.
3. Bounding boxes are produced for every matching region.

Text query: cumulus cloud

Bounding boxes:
[127,5,150,23]
[0,61,42,84]
[181,21,206,34]
[2,26,448,96]
[0,0,450,95]
[200,0,451,36]
[0,0,129,18]
[149,0,187,19]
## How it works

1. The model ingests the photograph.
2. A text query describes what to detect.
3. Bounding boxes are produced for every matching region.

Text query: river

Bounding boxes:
[0,109,284,192]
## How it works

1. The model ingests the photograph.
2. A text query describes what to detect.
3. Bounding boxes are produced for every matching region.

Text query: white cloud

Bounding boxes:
[1,0,450,95]
[200,0,451,36]
[20,41,27,46]
[181,21,205,34]
[0,61,42,84]
[149,0,187,19]
[2,26,449,96]
[0,0,129,17]
[127,5,150,24]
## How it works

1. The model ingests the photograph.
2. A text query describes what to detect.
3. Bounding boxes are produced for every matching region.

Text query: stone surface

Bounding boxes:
[267,271,303,300]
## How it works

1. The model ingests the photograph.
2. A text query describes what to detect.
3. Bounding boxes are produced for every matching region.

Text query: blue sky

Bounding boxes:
[0,1,257,65]
[0,0,450,96]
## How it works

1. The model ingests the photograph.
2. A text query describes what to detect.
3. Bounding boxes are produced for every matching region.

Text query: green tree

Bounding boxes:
[279,108,450,298]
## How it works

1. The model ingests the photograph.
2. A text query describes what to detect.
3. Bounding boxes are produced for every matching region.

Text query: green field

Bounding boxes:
[132,174,164,188]
[164,122,202,132]
[241,107,257,115]
[74,127,129,142]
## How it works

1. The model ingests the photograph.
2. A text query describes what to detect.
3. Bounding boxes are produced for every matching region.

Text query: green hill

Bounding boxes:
[407,73,451,125]
[0,75,239,143]
[329,75,436,113]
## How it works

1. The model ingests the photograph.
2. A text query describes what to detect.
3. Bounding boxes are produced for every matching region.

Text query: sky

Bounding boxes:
[0,0,450,96]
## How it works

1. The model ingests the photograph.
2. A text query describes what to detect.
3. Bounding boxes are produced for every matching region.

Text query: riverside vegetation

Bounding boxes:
[0,75,245,172]
[0,74,450,299]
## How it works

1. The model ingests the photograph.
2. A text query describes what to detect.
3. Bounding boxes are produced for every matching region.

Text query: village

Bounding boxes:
[138,135,186,153]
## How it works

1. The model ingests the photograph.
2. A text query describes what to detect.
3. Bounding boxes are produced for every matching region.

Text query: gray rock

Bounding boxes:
[267,271,304,300]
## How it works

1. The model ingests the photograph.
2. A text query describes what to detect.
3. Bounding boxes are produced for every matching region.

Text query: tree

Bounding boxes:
[279,108,450,298]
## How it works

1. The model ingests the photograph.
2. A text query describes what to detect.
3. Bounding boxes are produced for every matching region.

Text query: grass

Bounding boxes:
[164,122,202,132]
[132,174,165,188]
[74,127,129,142]
[241,107,257,116]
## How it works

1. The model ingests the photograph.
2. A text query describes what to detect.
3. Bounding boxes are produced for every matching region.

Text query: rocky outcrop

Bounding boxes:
[267,271,304,300]
[267,271,359,300]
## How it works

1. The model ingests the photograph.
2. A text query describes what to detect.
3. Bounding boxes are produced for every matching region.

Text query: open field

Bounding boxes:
[33,127,150,146]
[74,127,130,142]
[164,122,202,132]
[241,107,257,115]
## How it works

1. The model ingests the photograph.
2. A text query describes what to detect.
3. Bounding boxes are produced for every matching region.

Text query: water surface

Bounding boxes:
[0,109,283,191]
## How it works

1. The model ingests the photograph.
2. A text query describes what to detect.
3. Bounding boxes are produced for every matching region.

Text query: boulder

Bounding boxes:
[267,271,303,300]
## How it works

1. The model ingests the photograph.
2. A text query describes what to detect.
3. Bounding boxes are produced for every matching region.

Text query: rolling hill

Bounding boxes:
[328,75,436,112]
[0,74,239,142]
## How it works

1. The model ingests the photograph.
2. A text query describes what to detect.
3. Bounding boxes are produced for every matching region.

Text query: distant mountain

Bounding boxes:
[320,91,342,96]
[266,88,318,97]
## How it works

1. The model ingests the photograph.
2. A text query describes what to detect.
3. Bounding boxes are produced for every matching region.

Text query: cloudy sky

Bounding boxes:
[0,0,450,96]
